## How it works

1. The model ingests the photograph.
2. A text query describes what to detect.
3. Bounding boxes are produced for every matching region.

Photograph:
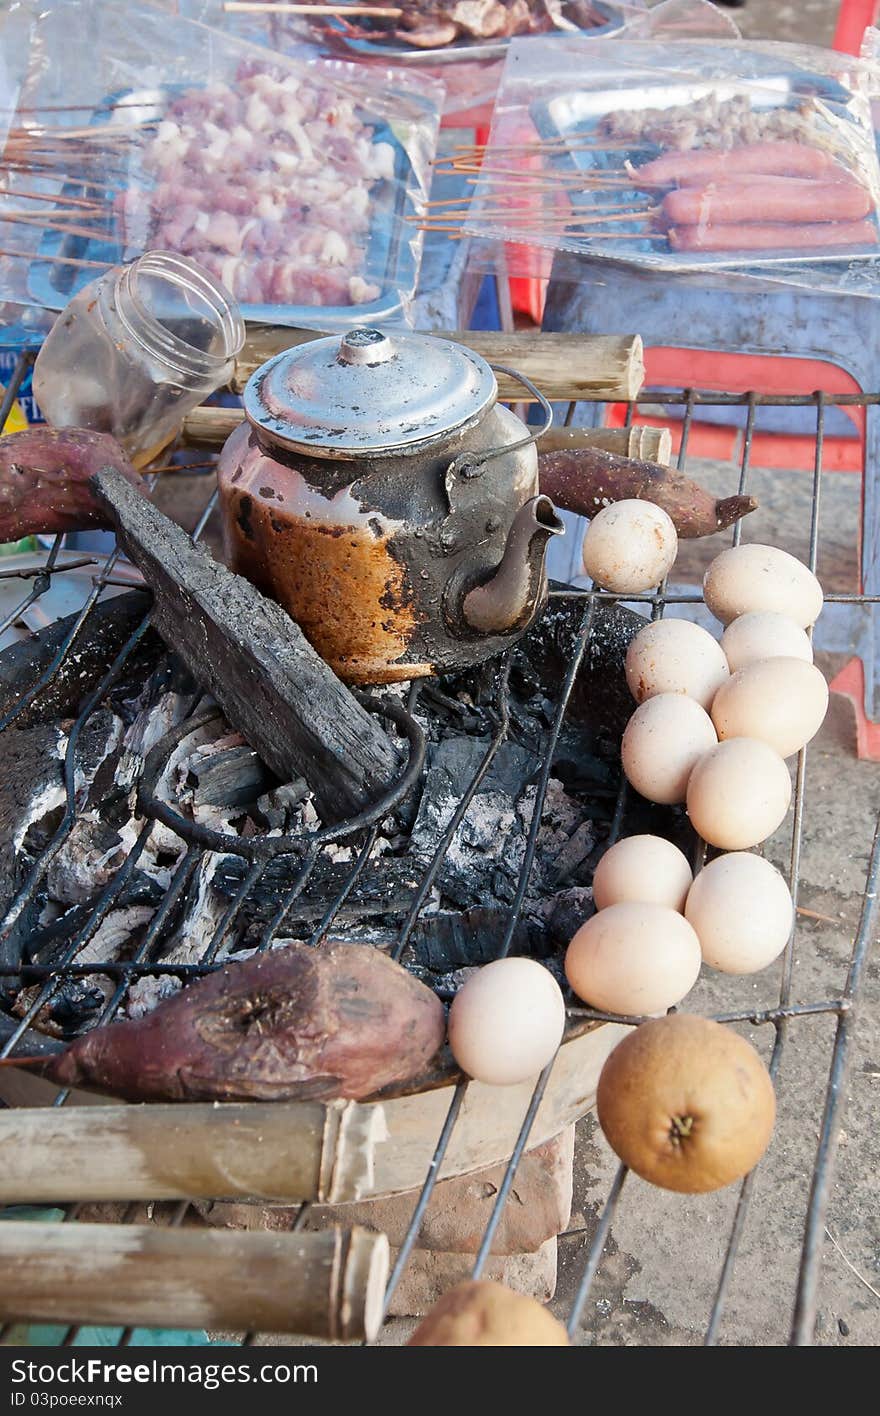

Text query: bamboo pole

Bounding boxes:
[0,1222,389,1340]
[232,328,645,402]
[182,407,670,463]
[0,1101,387,1204]
[540,424,672,464]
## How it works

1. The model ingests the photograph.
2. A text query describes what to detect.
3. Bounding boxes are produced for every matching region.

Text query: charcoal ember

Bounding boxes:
[408,906,535,970]
[25,877,164,966]
[254,784,304,831]
[115,675,202,798]
[410,738,540,906]
[74,708,125,804]
[545,886,595,948]
[181,736,276,811]
[546,819,596,886]
[13,980,108,1038]
[0,591,157,729]
[155,853,231,968]
[46,815,141,906]
[12,904,156,1038]
[212,852,424,928]
[0,722,66,958]
[514,597,647,753]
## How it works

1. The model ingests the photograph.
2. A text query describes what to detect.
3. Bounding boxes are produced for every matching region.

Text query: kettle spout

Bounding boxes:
[461,495,565,636]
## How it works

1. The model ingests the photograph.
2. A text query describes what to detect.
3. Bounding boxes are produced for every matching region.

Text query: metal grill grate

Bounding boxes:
[0,349,878,1348]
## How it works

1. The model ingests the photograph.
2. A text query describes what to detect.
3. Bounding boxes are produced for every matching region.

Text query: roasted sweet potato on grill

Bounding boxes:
[46,942,446,1102]
[538,441,756,539]
[0,427,142,543]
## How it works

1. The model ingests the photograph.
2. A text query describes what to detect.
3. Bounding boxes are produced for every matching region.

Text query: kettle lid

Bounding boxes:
[243,327,497,456]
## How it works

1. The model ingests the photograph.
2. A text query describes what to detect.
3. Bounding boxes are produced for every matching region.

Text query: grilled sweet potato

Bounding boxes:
[539,442,756,539]
[47,942,445,1102]
[0,427,142,542]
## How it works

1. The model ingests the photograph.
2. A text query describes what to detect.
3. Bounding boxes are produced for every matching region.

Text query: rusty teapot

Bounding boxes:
[217,327,564,683]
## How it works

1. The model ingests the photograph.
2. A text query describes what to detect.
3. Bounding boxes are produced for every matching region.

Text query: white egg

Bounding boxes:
[685,852,793,975]
[720,612,813,672]
[686,738,792,850]
[447,957,565,1087]
[625,618,729,710]
[621,694,718,805]
[564,902,701,1015]
[592,834,693,913]
[711,657,829,759]
[582,499,678,594]
[703,544,823,628]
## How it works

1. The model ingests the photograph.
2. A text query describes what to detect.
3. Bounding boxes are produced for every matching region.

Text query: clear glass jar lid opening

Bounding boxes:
[116,252,245,383]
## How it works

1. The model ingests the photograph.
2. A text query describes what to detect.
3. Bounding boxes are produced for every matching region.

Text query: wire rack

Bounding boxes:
[0,350,878,1349]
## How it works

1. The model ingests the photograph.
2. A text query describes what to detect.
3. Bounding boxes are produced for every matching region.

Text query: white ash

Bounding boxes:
[75,906,156,967]
[11,727,66,855]
[116,689,195,794]
[47,813,132,905]
[126,973,182,1018]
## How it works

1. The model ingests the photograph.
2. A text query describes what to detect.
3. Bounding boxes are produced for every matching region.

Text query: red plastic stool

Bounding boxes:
[833,0,880,55]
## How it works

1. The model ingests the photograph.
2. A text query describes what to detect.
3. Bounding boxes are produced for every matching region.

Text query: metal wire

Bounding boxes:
[0,383,876,1349]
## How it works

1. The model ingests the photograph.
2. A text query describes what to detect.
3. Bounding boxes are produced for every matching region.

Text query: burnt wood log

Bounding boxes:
[91,467,401,823]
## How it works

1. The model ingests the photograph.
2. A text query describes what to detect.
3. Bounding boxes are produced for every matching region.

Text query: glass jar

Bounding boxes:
[32,252,245,464]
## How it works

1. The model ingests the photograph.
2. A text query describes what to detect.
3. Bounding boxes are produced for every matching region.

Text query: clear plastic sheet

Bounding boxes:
[170,0,651,118]
[0,0,443,328]
[459,34,880,284]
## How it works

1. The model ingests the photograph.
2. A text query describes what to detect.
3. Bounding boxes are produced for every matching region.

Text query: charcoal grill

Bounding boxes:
[0,351,878,1348]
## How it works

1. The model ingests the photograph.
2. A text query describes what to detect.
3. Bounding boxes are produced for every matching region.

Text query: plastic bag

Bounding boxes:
[457,35,880,280]
[0,0,443,328]
[171,0,652,119]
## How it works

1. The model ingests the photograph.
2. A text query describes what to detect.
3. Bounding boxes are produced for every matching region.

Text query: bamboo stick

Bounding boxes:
[232,328,645,402]
[540,425,673,464]
[0,1222,389,1340]
[0,1101,387,1204]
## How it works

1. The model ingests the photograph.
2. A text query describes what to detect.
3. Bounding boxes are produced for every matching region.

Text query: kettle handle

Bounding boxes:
[445,364,553,481]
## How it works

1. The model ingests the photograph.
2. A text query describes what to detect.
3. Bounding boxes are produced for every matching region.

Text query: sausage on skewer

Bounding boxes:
[663,178,873,227]
[631,140,855,188]
[668,218,878,252]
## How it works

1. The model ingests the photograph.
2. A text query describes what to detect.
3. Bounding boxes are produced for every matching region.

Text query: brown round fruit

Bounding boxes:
[596,1014,775,1194]
[407,1280,570,1347]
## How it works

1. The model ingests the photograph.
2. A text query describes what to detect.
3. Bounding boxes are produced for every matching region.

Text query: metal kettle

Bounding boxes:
[217,326,563,684]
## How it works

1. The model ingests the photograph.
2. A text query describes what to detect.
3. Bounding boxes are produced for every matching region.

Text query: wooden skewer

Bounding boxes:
[413,225,651,240]
[6,121,156,141]
[0,211,115,240]
[224,2,403,13]
[414,205,654,226]
[0,246,112,269]
[418,199,655,221]
[0,187,105,212]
